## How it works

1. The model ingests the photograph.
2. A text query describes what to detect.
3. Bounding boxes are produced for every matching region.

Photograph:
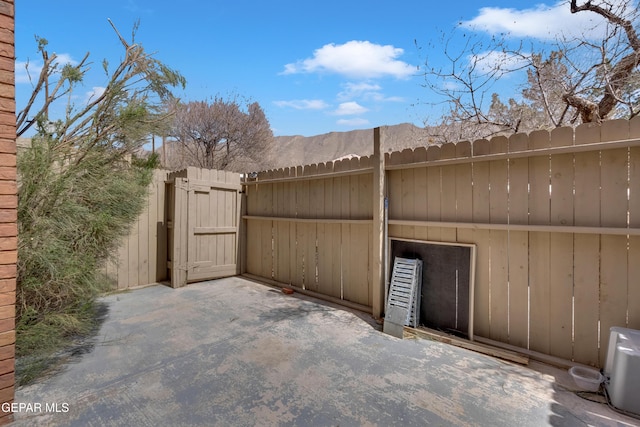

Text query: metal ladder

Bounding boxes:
[384,257,422,337]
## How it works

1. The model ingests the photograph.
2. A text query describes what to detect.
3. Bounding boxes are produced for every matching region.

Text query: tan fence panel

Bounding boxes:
[104,169,169,289]
[240,119,640,367]
[243,157,373,309]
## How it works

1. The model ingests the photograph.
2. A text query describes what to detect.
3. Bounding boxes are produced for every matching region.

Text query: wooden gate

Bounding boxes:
[167,168,242,288]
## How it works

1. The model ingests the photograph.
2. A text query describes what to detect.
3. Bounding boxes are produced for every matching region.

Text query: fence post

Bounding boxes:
[372,128,386,319]
[170,178,189,288]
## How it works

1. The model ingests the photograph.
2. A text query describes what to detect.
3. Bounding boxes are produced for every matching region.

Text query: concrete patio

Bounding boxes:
[12,277,639,426]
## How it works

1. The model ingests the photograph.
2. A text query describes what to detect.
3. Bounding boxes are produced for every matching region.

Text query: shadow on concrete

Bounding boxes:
[16,301,110,386]
[258,300,339,323]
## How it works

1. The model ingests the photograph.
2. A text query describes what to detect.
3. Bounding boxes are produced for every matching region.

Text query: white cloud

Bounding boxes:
[470,50,532,75]
[85,86,106,104]
[273,99,329,110]
[15,53,78,85]
[461,1,615,40]
[331,101,368,116]
[338,82,381,100]
[337,118,370,127]
[53,53,78,67]
[337,82,405,103]
[282,40,415,79]
[15,61,41,84]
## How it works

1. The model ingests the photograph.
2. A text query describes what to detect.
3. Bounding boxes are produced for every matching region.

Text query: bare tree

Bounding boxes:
[564,0,640,122]
[16,21,186,376]
[421,0,640,143]
[167,95,273,171]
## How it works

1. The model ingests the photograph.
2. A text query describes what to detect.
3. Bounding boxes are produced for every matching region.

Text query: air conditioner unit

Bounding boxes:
[604,326,640,416]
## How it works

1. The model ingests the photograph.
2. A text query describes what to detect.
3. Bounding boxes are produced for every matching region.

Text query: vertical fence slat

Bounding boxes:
[629,236,640,330]
[426,163,442,241]
[527,130,551,354]
[455,142,472,224]
[529,231,550,354]
[469,140,490,338]
[573,233,600,366]
[274,182,289,284]
[261,182,274,280]
[317,171,332,297]
[548,233,574,360]
[245,183,260,276]
[506,133,530,348]
[330,173,343,299]
[507,230,529,348]
[600,235,629,364]
[401,150,415,240]
[308,169,322,292]
[546,128,576,360]
[387,170,402,238]
[137,180,151,286]
[295,177,308,287]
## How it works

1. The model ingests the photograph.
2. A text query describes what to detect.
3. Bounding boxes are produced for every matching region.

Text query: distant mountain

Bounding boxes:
[263,123,434,170]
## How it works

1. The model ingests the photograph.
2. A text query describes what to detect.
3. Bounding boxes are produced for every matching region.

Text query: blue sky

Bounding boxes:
[15,1,619,137]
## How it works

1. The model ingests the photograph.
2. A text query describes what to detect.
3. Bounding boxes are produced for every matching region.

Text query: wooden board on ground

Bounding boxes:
[403,326,529,365]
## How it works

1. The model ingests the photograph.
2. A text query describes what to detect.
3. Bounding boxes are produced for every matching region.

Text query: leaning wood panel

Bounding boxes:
[548,233,574,361]
[599,234,629,364]
[572,233,601,366]
[529,231,551,355]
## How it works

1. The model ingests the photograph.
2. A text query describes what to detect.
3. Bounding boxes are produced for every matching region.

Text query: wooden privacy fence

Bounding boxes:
[166,167,242,287]
[244,156,376,311]
[103,167,242,289]
[103,169,169,288]
[244,118,640,368]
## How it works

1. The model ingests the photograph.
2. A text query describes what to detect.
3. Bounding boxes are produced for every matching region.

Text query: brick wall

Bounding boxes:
[0,0,15,424]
